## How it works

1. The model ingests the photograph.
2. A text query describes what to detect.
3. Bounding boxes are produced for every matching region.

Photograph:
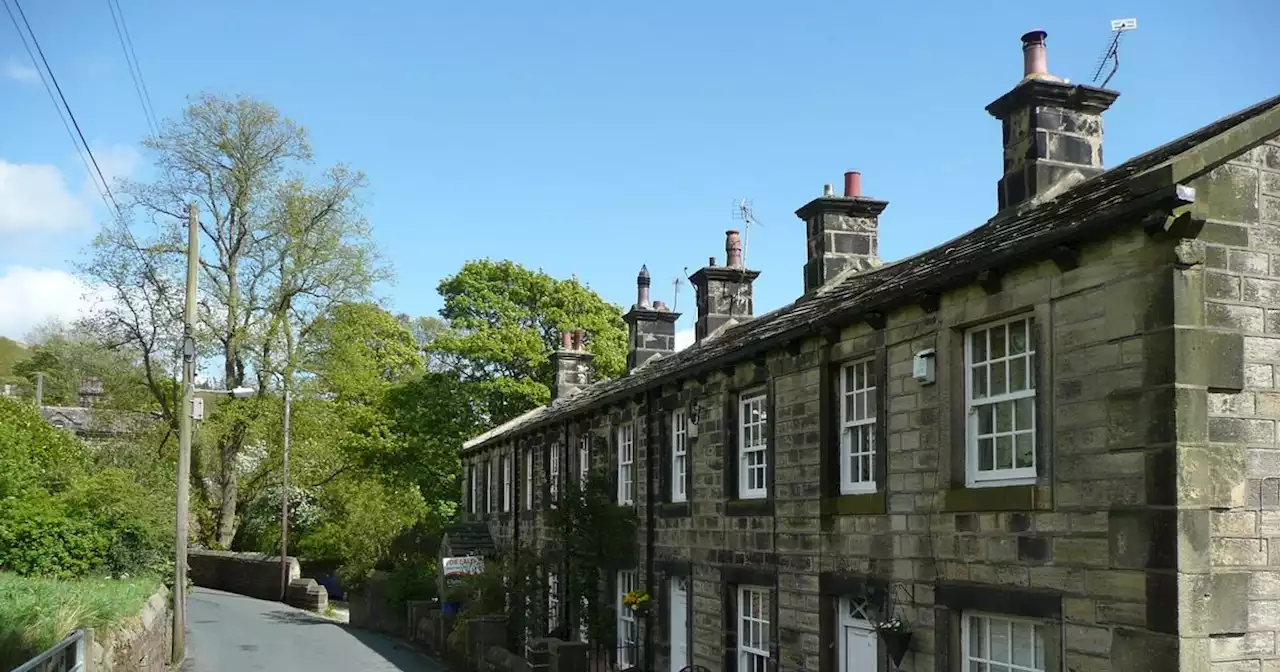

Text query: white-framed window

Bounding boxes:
[617,570,638,669]
[468,464,478,513]
[737,586,770,672]
[525,448,534,510]
[966,316,1037,487]
[738,392,769,499]
[547,571,560,631]
[840,359,877,494]
[487,459,496,512]
[502,454,512,512]
[578,436,590,486]
[671,408,688,503]
[961,612,1045,672]
[550,442,561,508]
[617,423,635,505]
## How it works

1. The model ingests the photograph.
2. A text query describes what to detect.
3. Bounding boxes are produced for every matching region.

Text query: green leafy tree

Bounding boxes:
[11,326,156,411]
[431,259,627,425]
[78,94,381,547]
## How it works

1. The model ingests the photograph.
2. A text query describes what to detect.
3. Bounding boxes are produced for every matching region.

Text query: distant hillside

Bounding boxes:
[0,337,28,377]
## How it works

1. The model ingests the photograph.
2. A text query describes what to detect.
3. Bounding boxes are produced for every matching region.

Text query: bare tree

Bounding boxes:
[78,94,382,547]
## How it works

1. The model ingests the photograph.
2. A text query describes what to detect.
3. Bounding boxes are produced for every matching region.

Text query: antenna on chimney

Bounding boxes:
[732,198,762,267]
[671,276,683,313]
[1092,18,1137,88]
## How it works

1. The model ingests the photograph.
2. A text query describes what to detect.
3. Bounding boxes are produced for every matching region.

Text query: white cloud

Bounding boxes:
[3,58,39,84]
[89,144,140,194]
[675,328,694,352]
[0,267,100,339]
[0,160,92,234]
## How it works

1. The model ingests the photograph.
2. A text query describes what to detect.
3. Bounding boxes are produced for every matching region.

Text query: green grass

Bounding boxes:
[0,572,160,670]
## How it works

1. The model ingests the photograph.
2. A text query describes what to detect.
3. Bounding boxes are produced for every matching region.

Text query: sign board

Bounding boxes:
[442,556,485,575]
[441,556,484,590]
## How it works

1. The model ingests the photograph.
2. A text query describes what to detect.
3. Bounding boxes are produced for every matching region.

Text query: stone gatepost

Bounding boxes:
[470,615,509,671]
[524,638,550,672]
[547,639,588,672]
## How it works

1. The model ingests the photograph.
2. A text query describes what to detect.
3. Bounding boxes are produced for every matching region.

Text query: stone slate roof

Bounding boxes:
[464,94,1280,453]
[441,521,496,556]
[41,405,157,437]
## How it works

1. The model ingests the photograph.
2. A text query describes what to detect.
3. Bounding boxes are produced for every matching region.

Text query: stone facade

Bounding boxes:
[459,34,1280,672]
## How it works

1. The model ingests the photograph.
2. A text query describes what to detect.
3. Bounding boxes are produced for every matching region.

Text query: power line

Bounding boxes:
[10,0,124,220]
[106,0,159,137]
[5,0,171,299]
[1,0,112,215]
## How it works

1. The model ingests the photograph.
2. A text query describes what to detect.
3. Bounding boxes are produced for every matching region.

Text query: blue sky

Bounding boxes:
[1,0,1277,341]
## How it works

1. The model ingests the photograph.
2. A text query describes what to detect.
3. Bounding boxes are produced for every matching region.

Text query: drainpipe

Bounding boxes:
[644,388,658,672]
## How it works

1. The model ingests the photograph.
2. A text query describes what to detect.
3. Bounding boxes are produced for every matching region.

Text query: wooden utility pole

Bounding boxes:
[172,203,198,665]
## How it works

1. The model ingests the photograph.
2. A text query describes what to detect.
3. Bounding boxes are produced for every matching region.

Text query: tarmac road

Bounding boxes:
[181,587,446,672]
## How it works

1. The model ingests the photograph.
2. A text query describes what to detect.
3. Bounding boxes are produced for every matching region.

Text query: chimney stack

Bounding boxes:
[689,231,760,343]
[551,329,593,401]
[987,30,1119,212]
[623,265,681,370]
[794,170,887,295]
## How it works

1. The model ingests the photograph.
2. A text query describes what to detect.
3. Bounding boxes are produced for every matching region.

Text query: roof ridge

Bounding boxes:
[463,93,1280,452]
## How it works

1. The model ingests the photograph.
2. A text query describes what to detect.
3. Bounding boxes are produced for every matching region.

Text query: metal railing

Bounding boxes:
[11,629,86,672]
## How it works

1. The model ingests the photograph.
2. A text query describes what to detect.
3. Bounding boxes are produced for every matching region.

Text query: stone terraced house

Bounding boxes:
[460,30,1280,672]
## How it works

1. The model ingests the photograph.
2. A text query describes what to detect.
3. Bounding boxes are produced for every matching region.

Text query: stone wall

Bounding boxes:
[349,570,405,636]
[1188,137,1280,669]
[187,549,300,602]
[460,133,1280,671]
[84,586,172,671]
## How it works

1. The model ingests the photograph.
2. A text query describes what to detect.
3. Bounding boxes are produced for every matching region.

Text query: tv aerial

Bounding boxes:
[1092,18,1137,88]
[731,198,762,266]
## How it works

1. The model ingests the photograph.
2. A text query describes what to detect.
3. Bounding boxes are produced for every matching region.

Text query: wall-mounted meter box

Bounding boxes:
[913,349,937,385]
[190,396,205,421]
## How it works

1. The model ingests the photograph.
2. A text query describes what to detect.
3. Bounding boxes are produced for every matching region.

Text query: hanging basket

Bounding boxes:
[879,629,912,668]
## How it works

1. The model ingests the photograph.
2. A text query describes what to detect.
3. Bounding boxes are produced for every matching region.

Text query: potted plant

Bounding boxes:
[875,616,912,668]
[622,588,651,614]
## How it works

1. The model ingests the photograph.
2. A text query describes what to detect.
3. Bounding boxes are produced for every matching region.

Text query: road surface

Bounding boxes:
[182,587,446,672]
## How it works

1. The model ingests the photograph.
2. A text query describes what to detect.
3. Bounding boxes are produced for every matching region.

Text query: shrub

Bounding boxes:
[0,399,170,579]
[0,497,110,579]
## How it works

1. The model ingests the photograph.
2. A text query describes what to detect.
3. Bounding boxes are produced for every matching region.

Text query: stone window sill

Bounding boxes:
[725,498,774,517]
[820,492,886,516]
[657,502,690,518]
[942,484,1039,512]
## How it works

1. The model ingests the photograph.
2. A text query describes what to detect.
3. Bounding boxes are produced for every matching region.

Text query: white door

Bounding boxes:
[839,598,878,671]
[669,577,689,672]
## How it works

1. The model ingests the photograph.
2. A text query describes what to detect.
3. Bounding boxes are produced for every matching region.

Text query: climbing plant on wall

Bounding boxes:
[547,454,639,652]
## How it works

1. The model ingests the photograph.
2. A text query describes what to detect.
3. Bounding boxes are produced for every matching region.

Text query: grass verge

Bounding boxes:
[0,572,160,670]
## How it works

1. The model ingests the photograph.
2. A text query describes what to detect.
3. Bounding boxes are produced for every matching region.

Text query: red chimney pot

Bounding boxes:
[1022,30,1049,78]
[561,332,573,350]
[725,230,743,268]
[843,171,862,198]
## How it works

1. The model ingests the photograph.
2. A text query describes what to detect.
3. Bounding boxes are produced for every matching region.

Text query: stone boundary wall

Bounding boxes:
[187,549,301,602]
[89,585,171,671]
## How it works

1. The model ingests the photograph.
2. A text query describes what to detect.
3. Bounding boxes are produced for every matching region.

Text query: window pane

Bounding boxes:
[1012,622,1034,667]
[1034,628,1045,668]
[971,331,987,363]
[969,616,985,657]
[990,619,1010,663]
[1015,434,1034,469]
[973,367,988,398]
[844,367,856,393]
[991,325,1006,359]
[995,400,1013,432]
[978,438,994,471]
[996,436,1013,469]
[1015,397,1034,430]
[1011,321,1028,354]
[979,406,993,435]
[865,390,876,417]
[991,361,1007,396]
[1010,357,1026,392]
